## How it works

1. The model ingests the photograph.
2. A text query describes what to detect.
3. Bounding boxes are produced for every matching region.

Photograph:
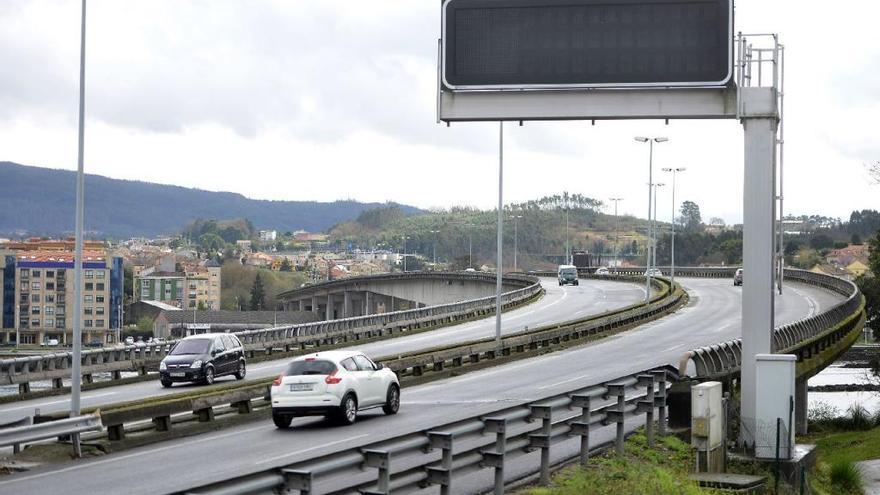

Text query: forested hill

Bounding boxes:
[0,162,421,238]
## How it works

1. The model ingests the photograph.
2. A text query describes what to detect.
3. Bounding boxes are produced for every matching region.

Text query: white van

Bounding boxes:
[557,265,579,286]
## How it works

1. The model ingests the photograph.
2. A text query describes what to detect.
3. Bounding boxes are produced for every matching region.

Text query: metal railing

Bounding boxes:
[178,367,676,495]
[679,268,865,380]
[0,272,542,394]
[0,413,103,452]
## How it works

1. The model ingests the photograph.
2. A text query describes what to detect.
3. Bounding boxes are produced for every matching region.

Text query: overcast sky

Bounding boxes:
[1,0,877,225]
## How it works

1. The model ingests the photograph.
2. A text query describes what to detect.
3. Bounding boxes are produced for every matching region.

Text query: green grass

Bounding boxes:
[518,431,706,495]
[802,422,880,494]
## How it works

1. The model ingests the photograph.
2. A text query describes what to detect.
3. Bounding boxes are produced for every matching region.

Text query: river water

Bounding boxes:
[808,363,879,416]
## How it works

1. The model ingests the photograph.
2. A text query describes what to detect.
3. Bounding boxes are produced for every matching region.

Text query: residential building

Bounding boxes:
[0,249,124,345]
[259,230,277,242]
[134,259,221,310]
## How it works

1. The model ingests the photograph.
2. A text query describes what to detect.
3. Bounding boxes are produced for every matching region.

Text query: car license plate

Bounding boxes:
[290,383,312,392]
[170,372,185,377]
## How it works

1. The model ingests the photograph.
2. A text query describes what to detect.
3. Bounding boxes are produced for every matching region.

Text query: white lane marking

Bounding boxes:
[0,423,269,486]
[4,392,117,412]
[787,286,817,318]
[255,434,369,465]
[537,373,590,390]
[662,345,680,353]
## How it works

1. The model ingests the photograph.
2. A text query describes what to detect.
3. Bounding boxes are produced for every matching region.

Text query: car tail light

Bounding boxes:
[325,369,342,385]
[272,374,283,386]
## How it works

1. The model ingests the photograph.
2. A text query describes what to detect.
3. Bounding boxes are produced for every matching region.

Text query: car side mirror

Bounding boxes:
[375,362,384,370]
[211,349,219,356]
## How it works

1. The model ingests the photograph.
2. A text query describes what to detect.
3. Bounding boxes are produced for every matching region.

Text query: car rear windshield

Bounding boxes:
[170,338,211,355]
[285,359,337,376]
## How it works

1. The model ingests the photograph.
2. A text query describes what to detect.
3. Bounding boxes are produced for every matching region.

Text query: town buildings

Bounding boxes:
[133,254,221,310]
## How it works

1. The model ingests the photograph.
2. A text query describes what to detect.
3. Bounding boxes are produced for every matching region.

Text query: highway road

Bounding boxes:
[0,278,644,425]
[0,278,844,494]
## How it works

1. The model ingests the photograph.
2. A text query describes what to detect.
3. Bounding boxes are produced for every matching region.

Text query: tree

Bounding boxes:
[199,233,225,253]
[679,201,703,231]
[809,234,834,251]
[136,316,154,333]
[197,300,207,311]
[852,233,863,245]
[279,258,293,272]
[869,230,880,276]
[868,161,880,184]
[249,273,266,311]
[709,217,726,226]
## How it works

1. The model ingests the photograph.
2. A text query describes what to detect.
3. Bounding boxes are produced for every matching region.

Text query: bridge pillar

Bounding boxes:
[795,378,808,435]
[311,295,319,315]
[343,291,353,318]
[365,292,373,316]
[298,299,305,312]
[739,87,779,445]
[325,293,334,321]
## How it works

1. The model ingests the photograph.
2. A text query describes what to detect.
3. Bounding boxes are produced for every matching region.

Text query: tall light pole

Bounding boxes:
[401,235,409,272]
[70,0,88,459]
[662,167,686,284]
[510,213,523,271]
[653,183,665,275]
[564,206,570,264]
[494,121,504,352]
[634,136,668,301]
[609,198,623,273]
[429,230,439,266]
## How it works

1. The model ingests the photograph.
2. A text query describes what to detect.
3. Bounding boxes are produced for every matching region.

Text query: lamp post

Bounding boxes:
[429,230,439,266]
[634,136,668,301]
[653,183,665,276]
[609,198,623,273]
[401,235,410,272]
[510,213,523,272]
[662,167,686,284]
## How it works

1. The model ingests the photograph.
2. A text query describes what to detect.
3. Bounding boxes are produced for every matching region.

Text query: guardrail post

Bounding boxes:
[606,383,627,455]
[111,370,122,380]
[51,377,63,389]
[570,394,592,465]
[528,405,552,485]
[637,374,656,447]
[195,407,214,422]
[83,373,93,384]
[153,415,172,432]
[233,399,253,414]
[18,382,30,395]
[362,449,391,495]
[652,370,668,435]
[107,424,125,441]
[426,432,453,495]
[282,469,313,495]
[478,418,504,495]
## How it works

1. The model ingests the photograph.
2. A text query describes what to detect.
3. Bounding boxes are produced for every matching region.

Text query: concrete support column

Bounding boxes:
[739,87,779,445]
[311,295,319,315]
[325,293,334,321]
[343,291,352,318]
[795,378,808,435]
[365,291,373,316]
[298,299,305,312]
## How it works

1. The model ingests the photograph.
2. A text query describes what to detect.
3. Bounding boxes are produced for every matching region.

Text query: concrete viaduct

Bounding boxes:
[277,271,527,321]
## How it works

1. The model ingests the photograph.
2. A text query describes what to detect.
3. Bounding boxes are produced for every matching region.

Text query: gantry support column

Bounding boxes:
[739,86,779,445]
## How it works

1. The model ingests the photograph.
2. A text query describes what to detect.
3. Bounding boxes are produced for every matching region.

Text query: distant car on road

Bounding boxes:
[46,338,60,346]
[644,268,663,277]
[124,336,135,345]
[464,268,477,272]
[159,333,246,388]
[734,268,743,286]
[87,339,103,348]
[558,264,579,286]
[595,267,610,276]
[270,350,400,428]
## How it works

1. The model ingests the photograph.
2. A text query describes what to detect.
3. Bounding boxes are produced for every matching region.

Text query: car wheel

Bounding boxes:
[336,393,358,425]
[204,366,215,385]
[235,361,246,380]
[272,412,292,429]
[575,280,579,286]
[160,378,173,388]
[382,384,400,415]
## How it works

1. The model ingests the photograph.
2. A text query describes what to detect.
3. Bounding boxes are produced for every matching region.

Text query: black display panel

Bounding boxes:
[442,0,733,89]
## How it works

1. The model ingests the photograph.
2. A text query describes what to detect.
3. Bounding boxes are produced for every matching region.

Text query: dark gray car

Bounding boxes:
[159,333,246,387]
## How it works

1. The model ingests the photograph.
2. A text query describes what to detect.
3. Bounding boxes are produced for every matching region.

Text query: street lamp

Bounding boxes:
[662,167,687,284]
[510,213,523,272]
[401,235,410,272]
[609,198,623,273]
[429,230,440,266]
[634,136,668,301]
[653,183,665,276]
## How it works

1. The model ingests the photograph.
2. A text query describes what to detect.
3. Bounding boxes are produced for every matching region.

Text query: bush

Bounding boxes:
[808,401,840,425]
[846,403,873,431]
[829,459,863,493]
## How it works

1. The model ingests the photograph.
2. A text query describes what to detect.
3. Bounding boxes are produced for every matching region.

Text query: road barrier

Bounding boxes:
[678,268,866,381]
[0,413,102,453]
[177,367,676,495]
[32,277,680,445]
[0,272,542,395]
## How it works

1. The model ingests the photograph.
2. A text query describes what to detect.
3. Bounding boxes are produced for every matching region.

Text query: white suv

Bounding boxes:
[270,350,400,428]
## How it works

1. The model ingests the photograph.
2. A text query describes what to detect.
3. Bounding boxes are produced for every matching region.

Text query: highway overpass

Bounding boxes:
[0,273,850,494]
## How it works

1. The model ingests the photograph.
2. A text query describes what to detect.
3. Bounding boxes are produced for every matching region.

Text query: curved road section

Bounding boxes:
[0,278,843,494]
[0,278,643,425]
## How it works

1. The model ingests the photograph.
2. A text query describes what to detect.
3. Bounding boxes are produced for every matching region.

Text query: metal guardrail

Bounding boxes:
[36,276,679,443]
[679,268,866,380]
[178,367,676,495]
[0,272,542,393]
[0,413,102,452]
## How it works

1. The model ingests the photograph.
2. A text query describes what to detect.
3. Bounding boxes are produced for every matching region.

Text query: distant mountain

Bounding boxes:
[0,162,422,238]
